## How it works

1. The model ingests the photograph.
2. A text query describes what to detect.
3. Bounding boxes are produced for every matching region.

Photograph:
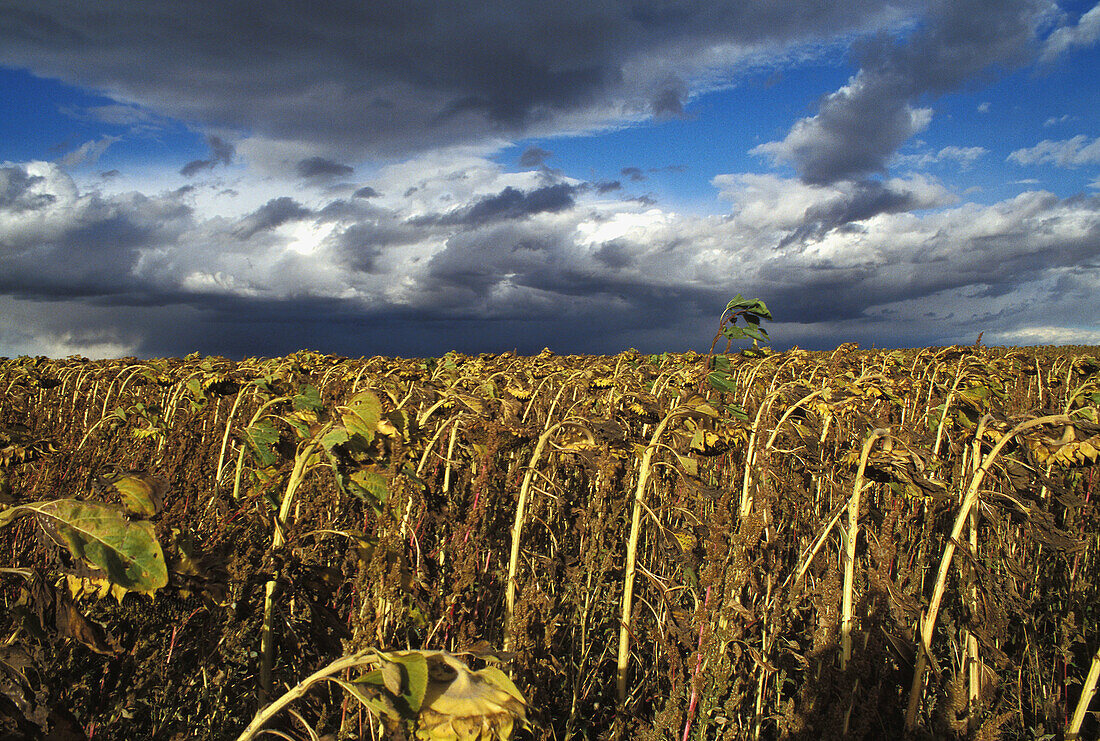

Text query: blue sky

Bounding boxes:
[2,1,1099,358]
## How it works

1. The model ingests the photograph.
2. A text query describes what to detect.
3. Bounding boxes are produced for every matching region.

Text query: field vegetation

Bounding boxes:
[0,335,1098,739]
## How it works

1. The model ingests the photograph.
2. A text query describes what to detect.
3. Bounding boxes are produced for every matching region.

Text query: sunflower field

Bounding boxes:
[0,343,1098,740]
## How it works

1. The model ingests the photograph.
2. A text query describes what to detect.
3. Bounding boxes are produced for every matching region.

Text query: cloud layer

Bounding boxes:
[2,157,1098,357]
[2,1,913,162]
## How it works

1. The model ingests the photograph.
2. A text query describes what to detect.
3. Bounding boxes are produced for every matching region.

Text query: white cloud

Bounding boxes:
[893,145,988,170]
[714,173,840,231]
[59,103,167,133]
[58,136,122,168]
[1008,135,1100,166]
[1040,3,1100,64]
[986,326,1100,346]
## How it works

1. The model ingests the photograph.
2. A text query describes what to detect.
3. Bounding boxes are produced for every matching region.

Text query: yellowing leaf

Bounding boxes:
[67,573,129,603]
[95,471,166,517]
[416,652,526,740]
[132,426,162,440]
[341,649,524,740]
[342,390,382,443]
[673,452,698,477]
[348,469,389,505]
[0,500,167,595]
[689,428,728,456]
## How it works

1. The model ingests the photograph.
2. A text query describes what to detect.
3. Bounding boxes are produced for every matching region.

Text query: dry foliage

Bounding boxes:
[0,344,1098,740]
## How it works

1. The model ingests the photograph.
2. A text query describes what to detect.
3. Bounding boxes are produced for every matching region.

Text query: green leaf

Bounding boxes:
[724,403,749,421]
[742,325,770,343]
[242,420,280,468]
[320,427,350,452]
[354,667,386,688]
[250,376,278,397]
[185,377,206,403]
[348,470,389,505]
[722,325,748,341]
[707,371,738,393]
[381,651,429,713]
[0,500,166,594]
[292,384,323,413]
[746,299,772,320]
[282,415,312,440]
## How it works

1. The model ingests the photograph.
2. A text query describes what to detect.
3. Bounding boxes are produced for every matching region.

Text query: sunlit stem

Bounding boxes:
[904,414,1072,730]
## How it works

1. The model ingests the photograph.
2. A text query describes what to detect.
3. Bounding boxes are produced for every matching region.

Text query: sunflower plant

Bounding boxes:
[703,294,773,397]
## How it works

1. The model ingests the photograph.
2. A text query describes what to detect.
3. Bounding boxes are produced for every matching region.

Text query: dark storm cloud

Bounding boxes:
[352,186,380,199]
[179,160,214,177]
[652,77,689,118]
[0,165,194,299]
[208,136,235,165]
[325,205,427,273]
[331,224,384,273]
[424,221,630,306]
[593,241,634,268]
[595,180,622,194]
[180,135,235,177]
[417,183,578,226]
[778,179,955,248]
[756,0,1048,183]
[462,184,577,223]
[296,156,354,179]
[233,197,312,239]
[519,146,553,167]
[0,166,54,212]
[0,1,914,159]
[621,167,646,182]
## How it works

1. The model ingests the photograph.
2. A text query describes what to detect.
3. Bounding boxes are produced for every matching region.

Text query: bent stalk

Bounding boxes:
[618,406,695,704]
[904,414,1072,730]
[842,428,889,671]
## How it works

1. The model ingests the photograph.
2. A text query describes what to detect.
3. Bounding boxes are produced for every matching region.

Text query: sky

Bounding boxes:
[1,1,1099,359]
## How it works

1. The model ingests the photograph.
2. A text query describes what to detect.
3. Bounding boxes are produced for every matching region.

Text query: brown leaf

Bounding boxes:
[54,594,119,656]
